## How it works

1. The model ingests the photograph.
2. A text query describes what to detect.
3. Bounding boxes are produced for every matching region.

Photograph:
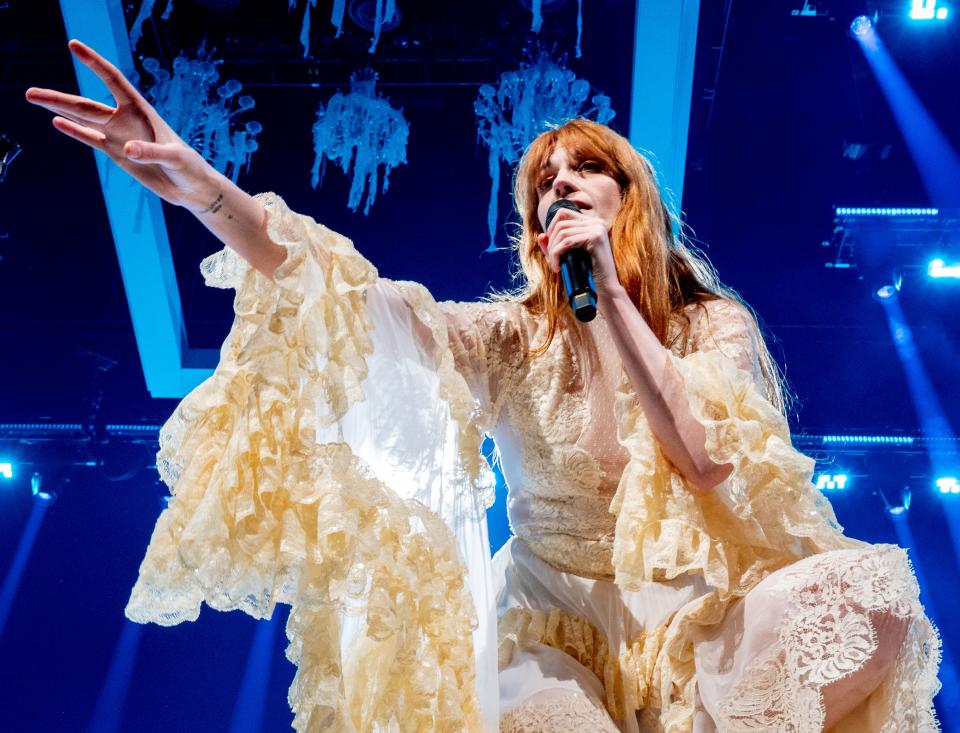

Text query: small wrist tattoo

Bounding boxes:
[196,192,224,215]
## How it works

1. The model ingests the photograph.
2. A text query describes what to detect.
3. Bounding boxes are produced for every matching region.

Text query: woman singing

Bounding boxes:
[27,39,940,732]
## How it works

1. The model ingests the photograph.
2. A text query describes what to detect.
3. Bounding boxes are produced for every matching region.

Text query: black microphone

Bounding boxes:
[545,200,598,323]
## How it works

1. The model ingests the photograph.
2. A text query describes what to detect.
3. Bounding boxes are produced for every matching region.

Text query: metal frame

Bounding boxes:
[59,0,217,399]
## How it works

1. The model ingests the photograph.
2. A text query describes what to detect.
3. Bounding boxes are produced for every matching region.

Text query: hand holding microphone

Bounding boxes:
[543,199,600,323]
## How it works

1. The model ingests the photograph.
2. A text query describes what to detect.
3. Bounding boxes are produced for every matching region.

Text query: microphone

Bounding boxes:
[545,200,598,323]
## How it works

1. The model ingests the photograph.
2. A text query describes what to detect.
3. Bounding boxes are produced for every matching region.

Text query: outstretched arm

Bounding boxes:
[26,39,286,278]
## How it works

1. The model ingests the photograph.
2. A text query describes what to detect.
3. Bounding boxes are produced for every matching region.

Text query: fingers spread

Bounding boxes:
[26,88,114,126]
[51,116,107,149]
[68,39,141,106]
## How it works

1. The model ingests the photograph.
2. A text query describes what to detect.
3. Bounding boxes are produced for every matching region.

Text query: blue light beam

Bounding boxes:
[0,500,52,639]
[228,615,279,733]
[87,620,145,733]
[853,24,960,207]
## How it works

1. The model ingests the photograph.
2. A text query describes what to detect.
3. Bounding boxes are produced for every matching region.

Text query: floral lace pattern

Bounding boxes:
[500,693,622,733]
[440,301,620,579]
[498,606,667,719]
[716,546,940,732]
[128,193,486,732]
[443,294,939,730]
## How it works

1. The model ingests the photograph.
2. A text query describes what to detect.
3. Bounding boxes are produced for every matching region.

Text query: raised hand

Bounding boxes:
[25,39,216,211]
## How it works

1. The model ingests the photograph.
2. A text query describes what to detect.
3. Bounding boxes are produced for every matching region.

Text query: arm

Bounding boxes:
[600,288,733,493]
[186,170,288,278]
[539,208,732,493]
[26,40,286,279]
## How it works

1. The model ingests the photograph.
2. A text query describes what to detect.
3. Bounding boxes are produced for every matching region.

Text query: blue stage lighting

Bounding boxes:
[0,462,11,479]
[874,271,903,302]
[937,477,960,494]
[910,1,949,20]
[29,472,54,503]
[821,435,915,444]
[929,259,960,278]
[835,207,939,216]
[851,14,874,35]
[816,473,848,490]
[875,284,899,300]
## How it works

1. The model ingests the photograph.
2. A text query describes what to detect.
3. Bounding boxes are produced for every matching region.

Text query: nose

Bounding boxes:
[551,168,579,198]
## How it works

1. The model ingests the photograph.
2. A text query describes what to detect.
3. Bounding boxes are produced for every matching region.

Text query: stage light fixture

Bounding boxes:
[816,473,849,490]
[910,0,949,20]
[821,435,915,444]
[835,207,938,216]
[936,477,960,494]
[30,472,55,503]
[0,134,20,183]
[880,487,912,520]
[0,462,11,479]
[872,270,903,302]
[850,14,875,35]
[929,259,960,278]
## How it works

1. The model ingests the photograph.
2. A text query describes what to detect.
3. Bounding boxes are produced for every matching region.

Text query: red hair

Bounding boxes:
[499,118,790,415]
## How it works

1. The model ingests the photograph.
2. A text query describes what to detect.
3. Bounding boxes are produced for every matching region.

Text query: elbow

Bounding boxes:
[687,460,733,494]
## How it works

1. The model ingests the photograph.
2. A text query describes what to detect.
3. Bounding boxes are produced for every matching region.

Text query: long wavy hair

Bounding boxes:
[497,118,791,416]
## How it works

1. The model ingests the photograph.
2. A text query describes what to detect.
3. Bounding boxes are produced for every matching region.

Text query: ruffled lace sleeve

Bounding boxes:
[436,300,526,435]
[611,298,859,598]
[124,193,498,732]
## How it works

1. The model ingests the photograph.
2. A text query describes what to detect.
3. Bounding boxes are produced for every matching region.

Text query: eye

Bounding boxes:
[537,175,554,193]
[578,160,601,173]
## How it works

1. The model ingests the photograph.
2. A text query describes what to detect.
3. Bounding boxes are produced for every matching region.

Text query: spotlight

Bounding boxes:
[910,0,949,20]
[0,133,21,183]
[850,14,874,36]
[30,472,55,504]
[936,477,960,494]
[880,486,912,520]
[872,271,903,302]
[929,259,960,278]
[0,461,11,479]
[816,473,849,490]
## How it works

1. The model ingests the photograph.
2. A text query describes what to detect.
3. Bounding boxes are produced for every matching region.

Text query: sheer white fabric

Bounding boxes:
[335,281,499,730]
[495,536,712,732]
[441,296,940,731]
[127,192,939,732]
[127,194,498,731]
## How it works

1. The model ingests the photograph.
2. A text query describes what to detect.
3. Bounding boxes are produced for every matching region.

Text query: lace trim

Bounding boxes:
[715,546,941,733]
[500,695,621,733]
[498,606,666,720]
[612,346,855,599]
[127,193,484,731]
[608,311,897,729]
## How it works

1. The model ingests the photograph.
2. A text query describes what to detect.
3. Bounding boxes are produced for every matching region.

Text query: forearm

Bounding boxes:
[599,287,732,492]
[186,169,288,279]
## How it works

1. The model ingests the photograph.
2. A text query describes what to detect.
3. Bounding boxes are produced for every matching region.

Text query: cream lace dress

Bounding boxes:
[124,194,941,732]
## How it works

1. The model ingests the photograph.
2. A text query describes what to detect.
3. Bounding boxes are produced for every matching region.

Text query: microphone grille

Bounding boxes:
[545,199,581,230]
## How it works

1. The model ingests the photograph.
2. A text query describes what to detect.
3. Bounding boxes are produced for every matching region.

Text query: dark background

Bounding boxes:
[1,0,958,730]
